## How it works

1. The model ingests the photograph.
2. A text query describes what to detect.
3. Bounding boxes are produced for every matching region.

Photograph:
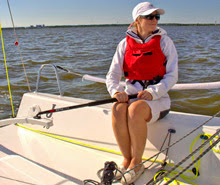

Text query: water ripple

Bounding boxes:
[1,25,220,119]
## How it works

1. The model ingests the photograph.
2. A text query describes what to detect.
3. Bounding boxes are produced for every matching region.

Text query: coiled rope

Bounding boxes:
[162,131,220,185]
[150,133,220,185]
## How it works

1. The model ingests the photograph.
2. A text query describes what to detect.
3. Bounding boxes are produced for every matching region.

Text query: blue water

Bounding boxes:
[0,25,220,119]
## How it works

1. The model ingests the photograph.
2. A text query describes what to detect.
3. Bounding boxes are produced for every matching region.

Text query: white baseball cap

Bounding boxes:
[132,2,165,21]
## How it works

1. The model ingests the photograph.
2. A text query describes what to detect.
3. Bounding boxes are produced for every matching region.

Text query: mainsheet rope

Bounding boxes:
[6,0,31,92]
[0,20,15,117]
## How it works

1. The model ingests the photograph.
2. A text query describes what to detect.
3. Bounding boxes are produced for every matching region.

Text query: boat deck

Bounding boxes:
[0,92,219,185]
[0,124,193,185]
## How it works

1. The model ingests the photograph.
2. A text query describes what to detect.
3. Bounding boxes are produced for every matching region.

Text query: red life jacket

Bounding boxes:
[123,35,166,81]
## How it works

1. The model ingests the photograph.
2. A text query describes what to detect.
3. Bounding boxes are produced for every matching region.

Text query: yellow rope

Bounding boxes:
[204,133,220,153]
[15,123,200,185]
[0,20,15,117]
[16,123,164,163]
[158,133,219,185]
[16,124,218,185]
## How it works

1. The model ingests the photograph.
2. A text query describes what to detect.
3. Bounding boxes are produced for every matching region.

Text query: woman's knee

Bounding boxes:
[128,100,152,122]
[112,102,128,118]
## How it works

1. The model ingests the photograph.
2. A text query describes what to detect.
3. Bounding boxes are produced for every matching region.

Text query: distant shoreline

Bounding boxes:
[2,23,220,29]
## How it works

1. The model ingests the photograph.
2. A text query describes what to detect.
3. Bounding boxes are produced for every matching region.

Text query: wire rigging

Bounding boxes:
[162,130,220,185]
[6,0,31,92]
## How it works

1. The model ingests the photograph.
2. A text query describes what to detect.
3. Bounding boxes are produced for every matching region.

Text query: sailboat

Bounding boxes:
[0,62,220,185]
[0,2,220,185]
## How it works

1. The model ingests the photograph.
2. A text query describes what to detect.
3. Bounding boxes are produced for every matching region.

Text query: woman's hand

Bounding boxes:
[113,92,129,103]
[138,90,153,101]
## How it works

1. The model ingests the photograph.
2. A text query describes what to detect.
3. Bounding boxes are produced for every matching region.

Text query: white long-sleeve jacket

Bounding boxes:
[106,27,178,100]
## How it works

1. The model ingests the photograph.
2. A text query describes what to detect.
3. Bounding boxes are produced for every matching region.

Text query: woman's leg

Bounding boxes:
[112,102,131,168]
[127,100,151,172]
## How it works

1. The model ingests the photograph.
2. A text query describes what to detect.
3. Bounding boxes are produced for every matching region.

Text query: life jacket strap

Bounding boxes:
[131,75,163,90]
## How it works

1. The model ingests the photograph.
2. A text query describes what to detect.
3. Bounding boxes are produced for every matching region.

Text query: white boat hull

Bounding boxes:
[0,92,220,184]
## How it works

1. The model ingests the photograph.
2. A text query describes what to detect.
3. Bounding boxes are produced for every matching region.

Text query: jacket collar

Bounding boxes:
[126,26,162,43]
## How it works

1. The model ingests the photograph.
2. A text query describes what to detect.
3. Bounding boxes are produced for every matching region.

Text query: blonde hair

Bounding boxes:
[129,16,141,30]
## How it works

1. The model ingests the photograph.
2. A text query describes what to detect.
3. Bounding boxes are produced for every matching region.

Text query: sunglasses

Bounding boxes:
[141,14,160,20]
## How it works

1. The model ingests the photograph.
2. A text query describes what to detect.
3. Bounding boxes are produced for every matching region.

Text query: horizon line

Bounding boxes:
[2,23,220,29]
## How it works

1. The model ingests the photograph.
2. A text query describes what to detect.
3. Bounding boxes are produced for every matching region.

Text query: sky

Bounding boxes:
[0,0,220,27]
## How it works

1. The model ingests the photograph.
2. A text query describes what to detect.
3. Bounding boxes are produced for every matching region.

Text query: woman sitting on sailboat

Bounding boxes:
[106,2,178,184]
